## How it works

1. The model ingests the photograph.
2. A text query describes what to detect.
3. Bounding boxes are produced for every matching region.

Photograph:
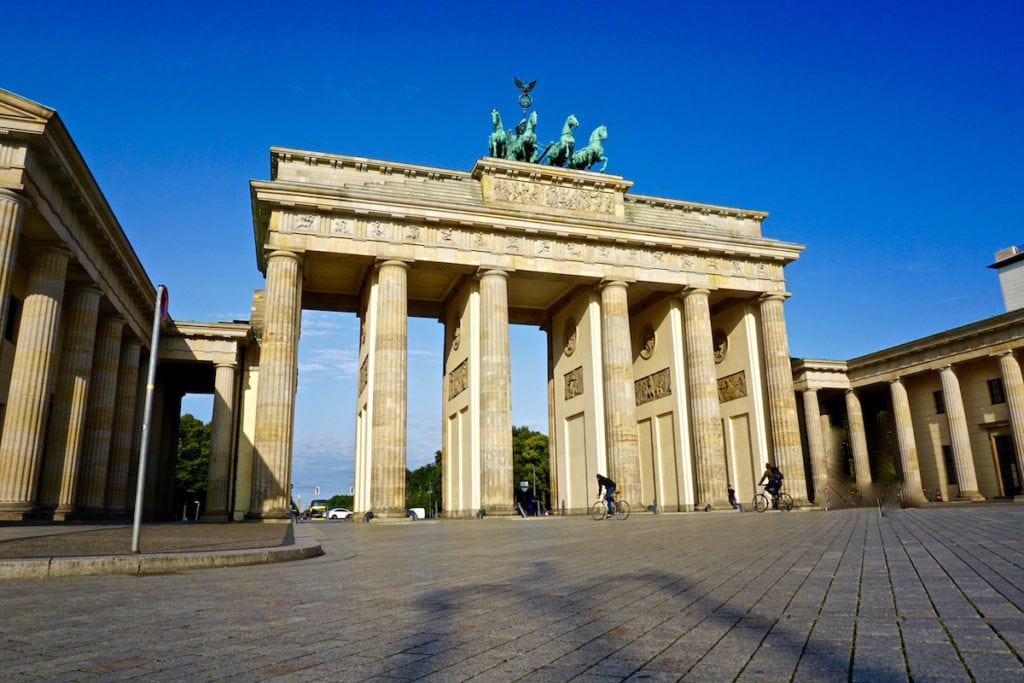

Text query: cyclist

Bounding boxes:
[758,462,784,507]
[596,473,616,516]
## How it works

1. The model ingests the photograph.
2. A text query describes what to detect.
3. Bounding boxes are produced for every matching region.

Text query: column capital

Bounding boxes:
[374,258,410,271]
[266,249,303,265]
[0,187,27,207]
[993,349,1017,359]
[476,267,510,280]
[599,279,631,291]
[214,360,239,371]
[758,292,791,304]
[679,286,712,299]
[27,242,72,261]
[889,376,905,385]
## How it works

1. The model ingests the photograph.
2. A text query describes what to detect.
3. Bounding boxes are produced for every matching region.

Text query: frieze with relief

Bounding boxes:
[330,217,354,236]
[358,357,368,396]
[292,214,319,234]
[717,370,747,403]
[635,368,672,406]
[564,366,584,400]
[448,359,469,399]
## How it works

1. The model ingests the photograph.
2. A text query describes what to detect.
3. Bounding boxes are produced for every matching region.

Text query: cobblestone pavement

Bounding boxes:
[2,507,1024,681]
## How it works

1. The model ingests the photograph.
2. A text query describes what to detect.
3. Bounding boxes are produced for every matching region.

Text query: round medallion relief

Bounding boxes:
[713,329,729,364]
[452,323,461,351]
[563,318,577,357]
[639,324,656,360]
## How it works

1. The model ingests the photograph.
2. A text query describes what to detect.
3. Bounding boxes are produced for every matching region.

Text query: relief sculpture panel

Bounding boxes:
[717,370,747,403]
[635,368,672,406]
[448,359,469,400]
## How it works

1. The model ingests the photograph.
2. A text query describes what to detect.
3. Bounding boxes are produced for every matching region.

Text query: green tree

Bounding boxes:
[176,413,210,493]
[406,451,442,515]
[327,494,353,510]
[513,425,550,510]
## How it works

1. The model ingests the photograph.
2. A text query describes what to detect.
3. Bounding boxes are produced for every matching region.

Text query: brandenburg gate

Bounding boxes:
[248,147,807,519]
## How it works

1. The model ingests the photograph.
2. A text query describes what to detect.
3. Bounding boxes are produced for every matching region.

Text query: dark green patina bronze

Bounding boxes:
[489,78,608,172]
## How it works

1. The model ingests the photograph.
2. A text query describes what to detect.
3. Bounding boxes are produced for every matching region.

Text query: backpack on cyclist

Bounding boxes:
[770,466,784,482]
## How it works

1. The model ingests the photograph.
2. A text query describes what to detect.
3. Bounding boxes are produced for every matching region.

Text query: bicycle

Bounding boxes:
[591,492,630,520]
[753,485,793,512]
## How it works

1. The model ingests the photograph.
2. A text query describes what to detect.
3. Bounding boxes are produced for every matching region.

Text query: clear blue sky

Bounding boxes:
[4,1,1021,498]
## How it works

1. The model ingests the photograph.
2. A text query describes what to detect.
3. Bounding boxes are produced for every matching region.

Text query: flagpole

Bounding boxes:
[131,285,168,553]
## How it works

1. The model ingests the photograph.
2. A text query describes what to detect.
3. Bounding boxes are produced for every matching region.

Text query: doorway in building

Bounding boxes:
[994,434,1021,497]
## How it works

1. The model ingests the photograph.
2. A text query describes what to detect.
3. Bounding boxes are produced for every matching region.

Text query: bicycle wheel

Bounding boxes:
[614,500,630,520]
[591,501,608,520]
[778,493,794,511]
[753,494,769,513]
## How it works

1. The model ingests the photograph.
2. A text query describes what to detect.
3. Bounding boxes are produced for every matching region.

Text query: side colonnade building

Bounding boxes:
[794,309,1024,506]
[0,89,251,522]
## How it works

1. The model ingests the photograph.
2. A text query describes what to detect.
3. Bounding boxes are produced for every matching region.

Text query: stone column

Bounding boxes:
[0,189,26,337]
[479,269,513,513]
[759,294,808,503]
[845,389,873,497]
[38,286,102,517]
[369,260,408,517]
[937,366,987,499]
[801,389,828,506]
[997,351,1024,500]
[889,378,928,506]
[105,339,142,516]
[682,287,728,509]
[205,361,238,521]
[939,365,984,500]
[599,281,641,503]
[249,250,303,520]
[76,316,124,515]
[0,245,70,518]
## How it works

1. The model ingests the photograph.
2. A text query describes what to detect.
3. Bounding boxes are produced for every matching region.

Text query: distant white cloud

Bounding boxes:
[298,347,359,380]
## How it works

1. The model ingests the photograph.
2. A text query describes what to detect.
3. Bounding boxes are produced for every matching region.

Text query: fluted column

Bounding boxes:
[38,286,102,517]
[105,339,142,515]
[599,281,641,503]
[997,351,1024,500]
[759,294,808,503]
[369,259,408,517]
[0,189,26,338]
[845,389,873,497]
[249,250,303,520]
[939,365,984,500]
[889,378,928,506]
[205,361,238,521]
[0,245,70,518]
[76,317,124,514]
[802,389,828,506]
[479,269,513,513]
[682,287,728,509]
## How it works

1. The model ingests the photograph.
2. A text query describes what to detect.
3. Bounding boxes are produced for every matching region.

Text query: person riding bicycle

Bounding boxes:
[758,462,784,507]
[596,474,616,515]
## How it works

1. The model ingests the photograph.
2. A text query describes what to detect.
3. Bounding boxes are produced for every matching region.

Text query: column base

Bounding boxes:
[0,502,38,521]
[200,514,230,523]
[957,491,986,501]
[244,510,291,522]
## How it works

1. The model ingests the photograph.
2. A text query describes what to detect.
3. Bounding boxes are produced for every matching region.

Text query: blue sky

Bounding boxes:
[4,1,1021,498]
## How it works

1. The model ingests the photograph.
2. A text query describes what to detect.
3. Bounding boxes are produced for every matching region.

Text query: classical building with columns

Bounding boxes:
[794,308,1024,506]
[0,89,252,521]
[249,149,809,518]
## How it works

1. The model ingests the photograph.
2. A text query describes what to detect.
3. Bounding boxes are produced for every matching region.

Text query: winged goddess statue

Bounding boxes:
[514,77,537,110]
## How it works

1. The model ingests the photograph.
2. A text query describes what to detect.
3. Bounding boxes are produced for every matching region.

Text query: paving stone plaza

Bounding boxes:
[2,506,1023,681]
